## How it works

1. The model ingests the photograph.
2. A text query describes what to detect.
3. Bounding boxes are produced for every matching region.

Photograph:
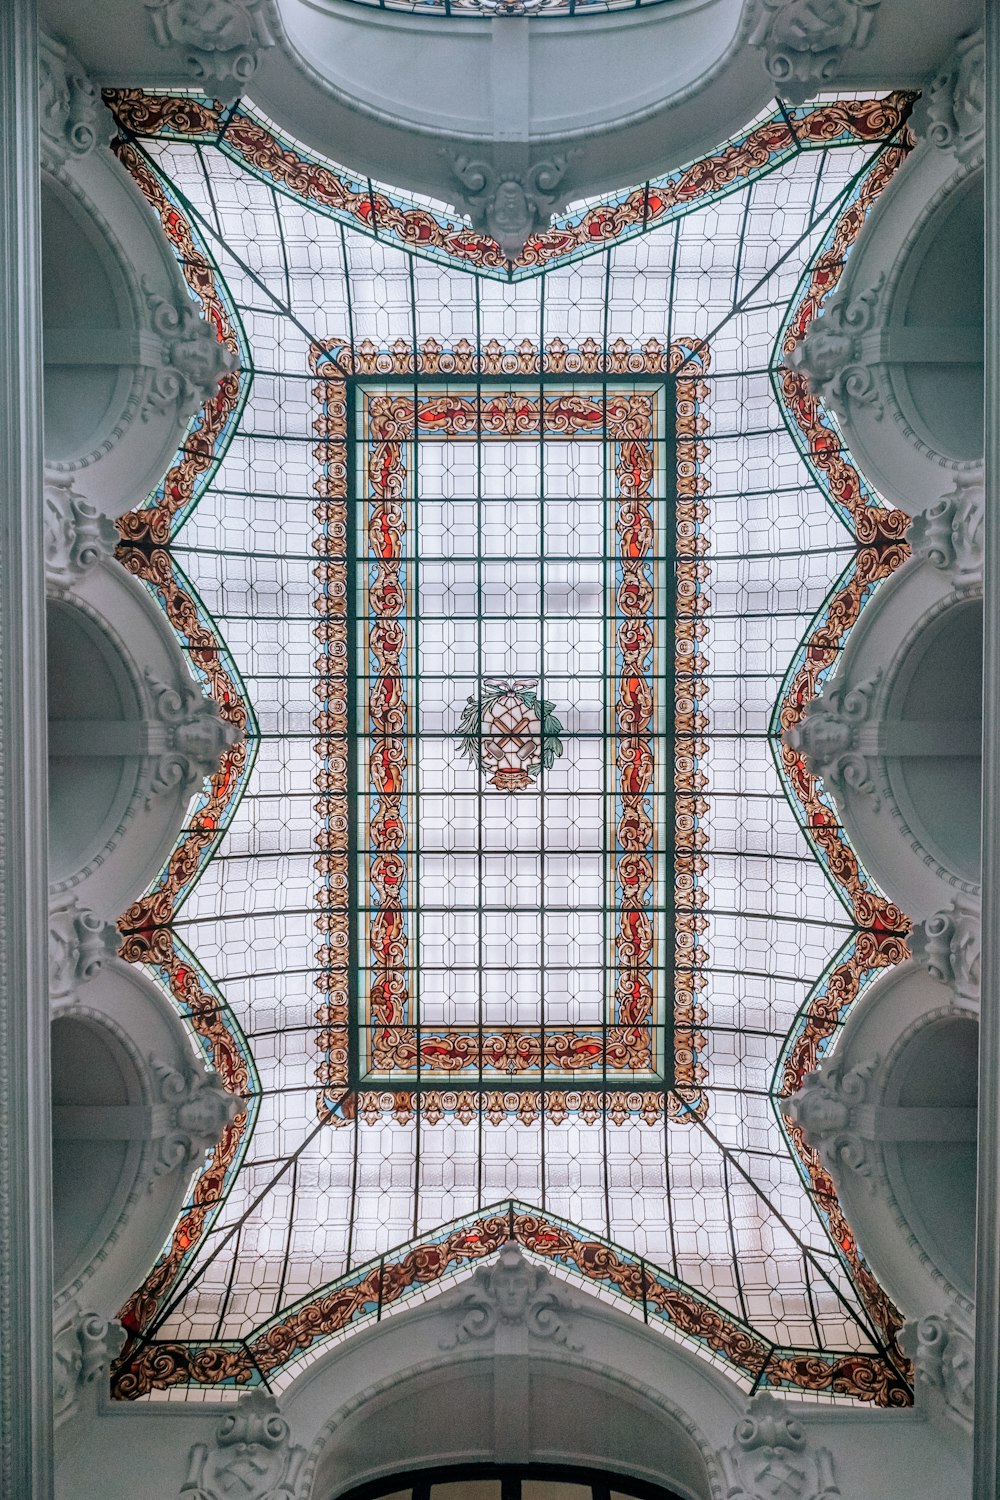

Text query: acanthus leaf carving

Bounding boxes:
[447,152,576,260]
[782,669,883,810]
[49,899,119,1002]
[440,1241,582,1351]
[53,1303,126,1426]
[784,1056,878,1188]
[39,35,100,169]
[43,477,117,594]
[719,1391,841,1500]
[901,1311,974,1432]
[784,275,885,419]
[179,1388,305,1500]
[919,29,984,165]
[908,473,984,580]
[910,900,981,1010]
[142,282,239,423]
[145,0,276,97]
[143,668,242,808]
[747,0,881,105]
[151,1055,242,1179]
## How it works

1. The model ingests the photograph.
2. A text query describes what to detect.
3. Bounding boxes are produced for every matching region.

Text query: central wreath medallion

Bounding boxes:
[459,678,564,791]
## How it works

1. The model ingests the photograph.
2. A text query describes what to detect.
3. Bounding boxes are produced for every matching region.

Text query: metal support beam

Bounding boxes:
[0,1,54,1493]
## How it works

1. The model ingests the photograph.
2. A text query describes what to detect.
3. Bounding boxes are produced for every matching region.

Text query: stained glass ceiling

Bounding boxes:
[106,88,914,1406]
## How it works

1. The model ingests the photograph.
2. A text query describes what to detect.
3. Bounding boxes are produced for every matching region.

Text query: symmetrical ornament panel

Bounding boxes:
[151,1056,243,1179]
[784,1057,878,1187]
[39,34,99,170]
[910,901,981,1010]
[718,1391,841,1500]
[748,0,882,105]
[179,1389,305,1500]
[48,900,119,1002]
[145,0,276,96]
[440,1241,582,1351]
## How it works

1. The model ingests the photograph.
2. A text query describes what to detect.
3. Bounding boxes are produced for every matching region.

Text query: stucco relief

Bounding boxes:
[440,1241,582,1351]
[902,1311,975,1432]
[53,1303,126,1426]
[719,1391,841,1499]
[179,1389,305,1500]
[144,668,242,807]
[908,474,984,580]
[910,901,981,1010]
[39,35,100,171]
[48,900,119,1002]
[447,153,575,260]
[784,276,884,420]
[142,283,239,423]
[784,1057,878,1187]
[782,671,882,811]
[43,478,117,596]
[145,0,276,95]
[151,1056,242,1179]
[920,29,984,166]
[748,0,881,104]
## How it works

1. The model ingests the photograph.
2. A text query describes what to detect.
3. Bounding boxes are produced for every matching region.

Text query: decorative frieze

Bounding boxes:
[144,668,241,806]
[151,1056,242,1178]
[748,0,881,105]
[921,29,985,165]
[784,1057,878,1186]
[48,899,119,1002]
[911,901,981,1010]
[718,1391,841,1500]
[53,1304,125,1426]
[908,474,985,580]
[784,276,884,420]
[179,1389,305,1500]
[143,284,238,422]
[43,477,116,595]
[441,1241,582,1351]
[145,0,275,96]
[447,153,574,260]
[783,671,882,810]
[902,1311,975,1432]
[39,35,99,170]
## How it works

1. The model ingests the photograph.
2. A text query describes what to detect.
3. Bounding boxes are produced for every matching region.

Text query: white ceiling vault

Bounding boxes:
[89,79,925,1409]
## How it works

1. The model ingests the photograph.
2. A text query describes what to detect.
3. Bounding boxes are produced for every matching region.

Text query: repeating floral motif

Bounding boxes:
[102,90,915,279]
[311,342,710,1117]
[113,1204,910,1403]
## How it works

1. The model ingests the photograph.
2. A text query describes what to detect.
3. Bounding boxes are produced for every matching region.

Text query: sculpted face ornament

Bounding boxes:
[785,1057,878,1186]
[448,152,575,261]
[749,0,882,104]
[782,670,882,810]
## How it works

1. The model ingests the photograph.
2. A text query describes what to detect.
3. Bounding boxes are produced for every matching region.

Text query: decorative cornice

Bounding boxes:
[142,283,239,423]
[446,153,575,261]
[48,900,119,1003]
[784,275,884,420]
[144,668,242,807]
[38,35,99,171]
[52,1304,125,1427]
[911,900,981,1010]
[747,0,881,106]
[920,29,985,166]
[782,670,882,810]
[42,477,116,595]
[908,474,985,581]
[440,1241,582,1351]
[151,1055,241,1179]
[179,1389,305,1500]
[902,1311,975,1434]
[145,0,276,99]
[785,1056,878,1187]
[718,1391,841,1499]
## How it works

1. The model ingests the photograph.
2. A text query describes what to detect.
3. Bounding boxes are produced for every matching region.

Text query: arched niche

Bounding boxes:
[47,595,142,890]
[51,1011,147,1301]
[882,1012,978,1303]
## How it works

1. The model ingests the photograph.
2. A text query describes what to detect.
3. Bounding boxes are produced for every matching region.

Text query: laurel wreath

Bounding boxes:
[458,682,564,779]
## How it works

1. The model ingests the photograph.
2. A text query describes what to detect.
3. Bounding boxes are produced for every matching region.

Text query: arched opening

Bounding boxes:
[335,1465,690,1500]
[51,1012,146,1296]
[884,1012,979,1301]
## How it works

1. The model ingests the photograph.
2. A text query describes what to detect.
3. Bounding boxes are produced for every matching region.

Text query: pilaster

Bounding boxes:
[0,1,54,1494]
[975,4,1000,1494]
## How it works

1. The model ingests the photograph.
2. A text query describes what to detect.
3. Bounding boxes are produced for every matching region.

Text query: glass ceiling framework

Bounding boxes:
[106,89,915,1407]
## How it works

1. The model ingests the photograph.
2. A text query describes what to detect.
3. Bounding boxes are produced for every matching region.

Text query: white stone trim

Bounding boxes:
[0,0,54,1492]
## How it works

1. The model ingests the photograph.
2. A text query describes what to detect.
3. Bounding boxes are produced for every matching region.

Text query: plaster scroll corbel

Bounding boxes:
[718,1390,841,1499]
[902,1311,975,1435]
[747,0,882,106]
[39,34,100,171]
[43,476,117,596]
[446,151,578,261]
[179,1389,305,1500]
[910,900,981,1011]
[48,899,119,1003]
[151,1055,243,1180]
[145,0,276,100]
[53,1302,126,1426]
[908,474,985,581]
[784,1057,879,1189]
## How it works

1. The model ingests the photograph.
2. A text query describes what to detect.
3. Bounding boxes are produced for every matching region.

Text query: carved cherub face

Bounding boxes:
[800,324,853,385]
[774,0,858,52]
[174,712,228,761]
[800,710,850,765]
[173,330,227,392]
[176,1086,233,1138]
[795,1087,849,1138]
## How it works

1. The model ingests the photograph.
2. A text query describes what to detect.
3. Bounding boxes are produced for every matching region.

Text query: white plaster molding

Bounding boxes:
[144,668,242,808]
[908,473,985,580]
[920,29,985,166]
[446,152,576,261]
[48,899,119,1002]
[784,275,884,420]
[747,0,881,105]
[976,10,1000,1487]
[151,1055,241,1179]
[142,283,239,424]
[43,477,117,596]
[718,1391,840,1500]
[910,900,981,1010]
[179,1389,305,1500]
[782,670,882,811]
[38,34,99,171]
[0,1,54,1491]
[902,1310,975,1435]
[52,1303,125,1428]
[145,0,276,97]
[784,1056,878,1187]
[439,1242,582,1352]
